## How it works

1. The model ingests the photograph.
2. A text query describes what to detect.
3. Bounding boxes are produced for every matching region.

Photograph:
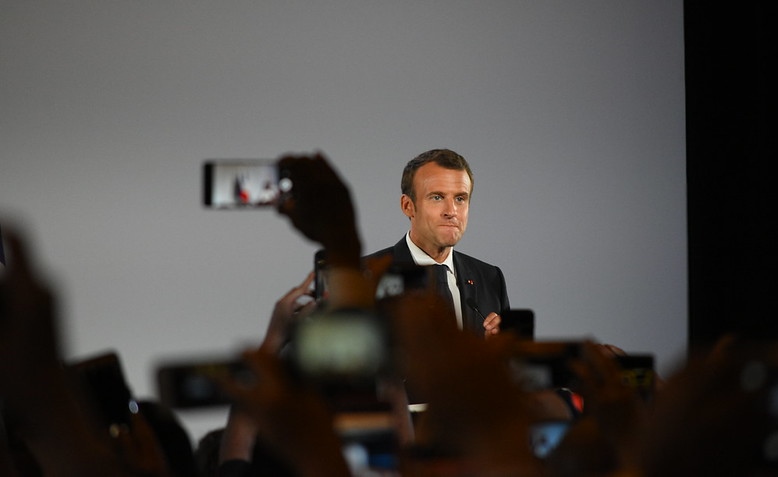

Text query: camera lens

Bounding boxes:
[279,177,293,193]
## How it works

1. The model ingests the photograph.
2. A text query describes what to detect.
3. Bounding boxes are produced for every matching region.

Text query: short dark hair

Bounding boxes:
[401,149,474,202]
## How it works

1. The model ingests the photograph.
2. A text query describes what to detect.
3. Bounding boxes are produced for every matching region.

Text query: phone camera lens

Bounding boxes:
[279,177,293,192]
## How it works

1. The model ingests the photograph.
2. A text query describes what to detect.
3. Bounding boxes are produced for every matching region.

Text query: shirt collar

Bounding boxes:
[405,232,455,274]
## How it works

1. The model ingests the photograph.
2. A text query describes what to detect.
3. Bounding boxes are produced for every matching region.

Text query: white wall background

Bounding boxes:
[1,0,686,441]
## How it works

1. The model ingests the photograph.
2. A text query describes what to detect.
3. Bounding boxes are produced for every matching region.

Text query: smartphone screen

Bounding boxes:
[292,311,388,381]
[529,420,571,458]
[202,159,280,208]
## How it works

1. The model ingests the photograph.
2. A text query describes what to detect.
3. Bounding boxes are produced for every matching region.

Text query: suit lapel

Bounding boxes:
[395,239,482,335]
[392,237,415,263]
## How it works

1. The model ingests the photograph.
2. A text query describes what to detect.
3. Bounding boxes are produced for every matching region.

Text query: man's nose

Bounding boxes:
[442,198,457,216]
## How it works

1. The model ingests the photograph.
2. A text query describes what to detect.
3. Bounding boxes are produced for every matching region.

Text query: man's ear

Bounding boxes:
[401,194,415,219]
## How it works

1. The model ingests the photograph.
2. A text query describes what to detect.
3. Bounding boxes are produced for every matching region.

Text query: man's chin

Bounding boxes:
[438,235,462,248]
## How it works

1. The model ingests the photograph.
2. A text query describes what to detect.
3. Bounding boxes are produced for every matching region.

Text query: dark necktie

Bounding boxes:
[434,264,455,310]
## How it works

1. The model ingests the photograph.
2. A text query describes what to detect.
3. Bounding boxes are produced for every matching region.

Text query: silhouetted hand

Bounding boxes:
[260,271,317,354]
[0,227,60,409]
[276,153,361,267]
[0,224,159,477]
[564,341,648,472]
[639,337,778,477]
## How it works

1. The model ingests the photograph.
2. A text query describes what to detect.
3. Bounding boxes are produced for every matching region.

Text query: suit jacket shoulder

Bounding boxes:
[363,237,413,264]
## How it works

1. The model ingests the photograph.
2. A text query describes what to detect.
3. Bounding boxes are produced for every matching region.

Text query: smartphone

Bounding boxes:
[615,354,655,401]
[287,309,394,413]
[156,357,251,409]
[374,263,430,300]
[500,309,535,340]
[510,341,583,391]
[314,249,328,302]
[289,309,391,385]
[67,351,138,431]
[202,159,292,208]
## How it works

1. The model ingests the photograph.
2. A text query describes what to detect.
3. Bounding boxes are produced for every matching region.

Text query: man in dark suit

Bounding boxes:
[365,149,508,338]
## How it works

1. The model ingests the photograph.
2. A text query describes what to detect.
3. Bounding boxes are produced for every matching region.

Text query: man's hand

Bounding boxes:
[260,272,317,353]
[483,312,501,337]
[0,226,60,404]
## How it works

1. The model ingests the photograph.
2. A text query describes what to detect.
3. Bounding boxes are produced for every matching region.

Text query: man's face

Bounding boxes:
[402,162,471,259]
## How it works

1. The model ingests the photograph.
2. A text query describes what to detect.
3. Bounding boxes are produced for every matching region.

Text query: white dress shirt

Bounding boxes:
[405,232,463,328]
